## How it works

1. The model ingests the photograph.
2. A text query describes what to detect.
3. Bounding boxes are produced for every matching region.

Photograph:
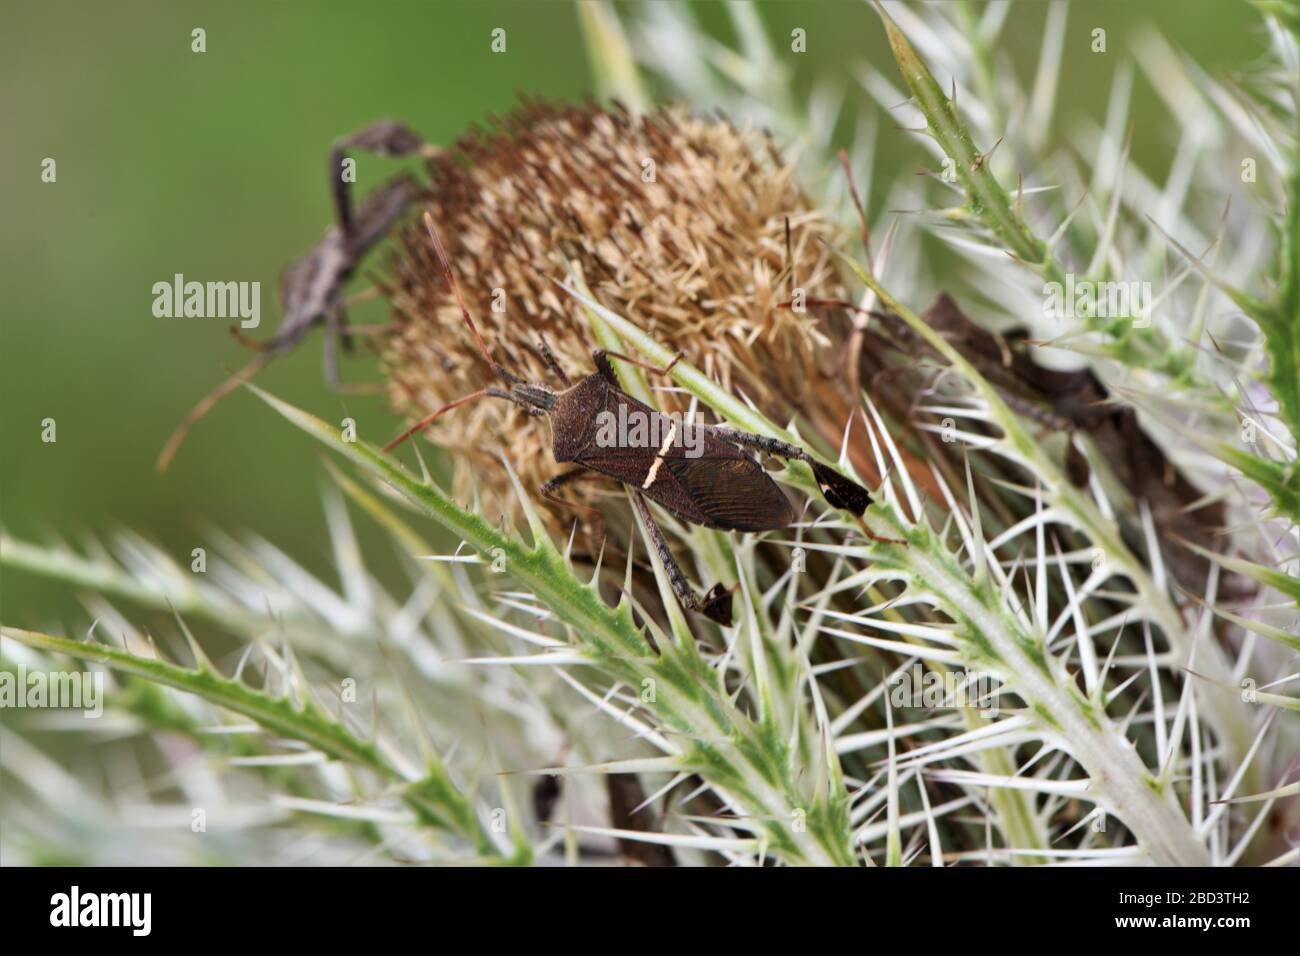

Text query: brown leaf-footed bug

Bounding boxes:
[382,210,877,626]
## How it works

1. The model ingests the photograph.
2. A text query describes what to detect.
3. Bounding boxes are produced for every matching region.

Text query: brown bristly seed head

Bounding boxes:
[381,100,844,526]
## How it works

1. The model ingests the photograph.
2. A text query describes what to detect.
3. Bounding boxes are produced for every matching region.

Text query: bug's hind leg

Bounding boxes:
[329,121,427,240]
[632,492,735,626]
[705,425,874,518]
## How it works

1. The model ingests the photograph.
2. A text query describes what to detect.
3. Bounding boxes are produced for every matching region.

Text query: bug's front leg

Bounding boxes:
[536,335,572,388]
[706,426,873,517]
[632,492,734,626]
[592,349,683,387]
[541,468,607,542]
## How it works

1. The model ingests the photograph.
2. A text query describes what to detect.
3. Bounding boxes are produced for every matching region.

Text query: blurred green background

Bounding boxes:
[1,1,1262,629]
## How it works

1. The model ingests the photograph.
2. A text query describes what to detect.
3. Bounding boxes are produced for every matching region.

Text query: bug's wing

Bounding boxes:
[661,455,795,532]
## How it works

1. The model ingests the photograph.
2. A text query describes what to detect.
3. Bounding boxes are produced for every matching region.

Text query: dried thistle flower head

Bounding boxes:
[381,101,843,522]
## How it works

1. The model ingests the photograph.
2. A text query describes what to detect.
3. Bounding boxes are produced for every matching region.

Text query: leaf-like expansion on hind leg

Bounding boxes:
[697,583,734,625]
[811,461,872,516]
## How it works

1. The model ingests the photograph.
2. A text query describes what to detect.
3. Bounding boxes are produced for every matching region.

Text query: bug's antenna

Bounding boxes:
[423,212,518,386]
[156,352,271,472]
[382,386,517,452]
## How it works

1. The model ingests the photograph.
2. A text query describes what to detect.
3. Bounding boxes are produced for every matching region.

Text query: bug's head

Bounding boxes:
[508,381,557,414]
